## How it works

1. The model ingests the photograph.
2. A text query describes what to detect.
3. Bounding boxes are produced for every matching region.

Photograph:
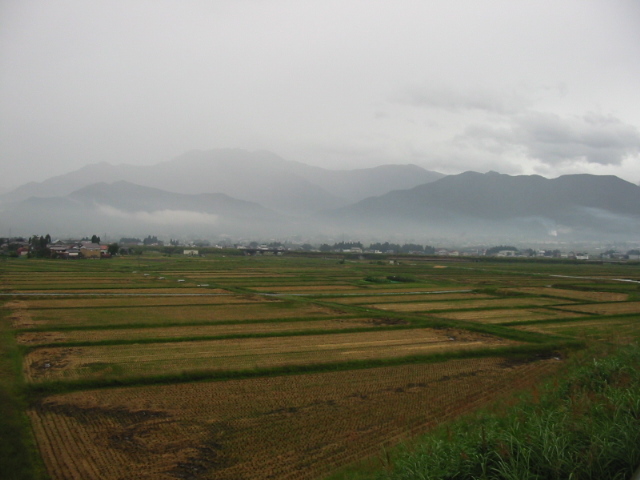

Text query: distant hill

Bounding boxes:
[321,171,640,240]
[1,149,443,215]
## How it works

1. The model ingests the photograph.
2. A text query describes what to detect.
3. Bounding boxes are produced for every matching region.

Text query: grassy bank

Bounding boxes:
[330,343,640,480]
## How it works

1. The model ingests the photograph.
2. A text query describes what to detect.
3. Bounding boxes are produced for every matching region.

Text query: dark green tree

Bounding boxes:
[28,234,51,258]
[369,242,401,253]
[119,237,142,244]
[143,235,159,246]
[332,241,363,250]
[486,245,518,256]
[400,243,424,253]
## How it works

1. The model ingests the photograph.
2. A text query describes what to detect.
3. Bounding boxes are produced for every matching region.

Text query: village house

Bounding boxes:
[79,241,102,259]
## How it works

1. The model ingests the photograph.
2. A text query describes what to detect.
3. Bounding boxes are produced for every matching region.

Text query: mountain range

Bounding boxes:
[1,149,639,242]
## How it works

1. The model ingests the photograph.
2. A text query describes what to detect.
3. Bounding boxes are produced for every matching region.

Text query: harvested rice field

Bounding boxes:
[28,356,561,480]
[435,307,584,324]
[7,287,226,294]
[7,294,261,309]
[321,292,488,305]
[16,317,399,346]
[11,302,346,329]
[251,285,363,293]
[515,317,640,344]
[2,253,639,479]
[366,296,571,312]
[555,301,640,315]
[24,328,518,383]
[500,287,629,302]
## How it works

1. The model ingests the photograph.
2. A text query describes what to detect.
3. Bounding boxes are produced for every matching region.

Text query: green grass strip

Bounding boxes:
[0,308,47,480]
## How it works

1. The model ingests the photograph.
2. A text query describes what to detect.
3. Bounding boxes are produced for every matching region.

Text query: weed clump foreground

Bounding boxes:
[371,344,640,480]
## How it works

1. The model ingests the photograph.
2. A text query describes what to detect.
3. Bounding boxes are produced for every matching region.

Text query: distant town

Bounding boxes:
[2,234,639,262]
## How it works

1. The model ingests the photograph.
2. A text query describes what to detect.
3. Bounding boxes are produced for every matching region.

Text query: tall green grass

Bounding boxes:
[342,344,640,480]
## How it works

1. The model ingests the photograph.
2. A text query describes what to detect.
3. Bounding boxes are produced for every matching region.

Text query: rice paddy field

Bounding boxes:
[1,252,639,480]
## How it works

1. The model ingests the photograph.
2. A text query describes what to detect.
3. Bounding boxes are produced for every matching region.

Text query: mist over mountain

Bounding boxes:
[1,150,639,243]
[1,181,289,238]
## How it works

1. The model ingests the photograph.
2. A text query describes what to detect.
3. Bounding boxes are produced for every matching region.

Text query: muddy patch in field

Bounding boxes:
[34,400,235,478]
[498,352,563,368]
[168,423,236,479]
[28,348,80,377]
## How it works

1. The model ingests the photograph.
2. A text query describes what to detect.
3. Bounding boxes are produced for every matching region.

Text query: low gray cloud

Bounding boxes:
[460,112,640,167]
[394,86,529,115]
[516,112,640,166]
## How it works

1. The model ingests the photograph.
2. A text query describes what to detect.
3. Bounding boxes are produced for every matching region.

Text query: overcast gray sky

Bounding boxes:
[2,0,640,190]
